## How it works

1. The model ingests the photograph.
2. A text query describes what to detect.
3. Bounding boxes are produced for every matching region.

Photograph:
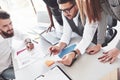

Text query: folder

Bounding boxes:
[35,65,72,80]
[58,44,76,58]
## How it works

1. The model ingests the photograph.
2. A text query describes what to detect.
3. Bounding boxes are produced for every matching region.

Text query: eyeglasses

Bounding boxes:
[59,4,75,14]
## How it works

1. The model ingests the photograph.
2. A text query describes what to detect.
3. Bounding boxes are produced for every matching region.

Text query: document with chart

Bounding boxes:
[15,42,45,68]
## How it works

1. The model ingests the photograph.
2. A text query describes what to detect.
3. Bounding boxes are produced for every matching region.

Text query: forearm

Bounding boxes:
[75,19,98,54]
[46,5,54,26]
[57,42,67,51]
[60,15,72,45]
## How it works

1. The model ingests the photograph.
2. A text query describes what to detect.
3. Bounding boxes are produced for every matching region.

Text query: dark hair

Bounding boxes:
[0,9,10,19]
[57,0,75,4]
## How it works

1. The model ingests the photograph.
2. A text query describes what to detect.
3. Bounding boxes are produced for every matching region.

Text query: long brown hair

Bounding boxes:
[76,0,102,24]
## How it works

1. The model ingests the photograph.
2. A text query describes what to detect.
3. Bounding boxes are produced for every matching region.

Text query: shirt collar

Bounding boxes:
[73,12,79,21]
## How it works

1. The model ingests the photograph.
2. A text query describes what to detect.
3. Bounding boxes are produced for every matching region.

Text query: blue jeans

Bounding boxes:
[1,67,15,80]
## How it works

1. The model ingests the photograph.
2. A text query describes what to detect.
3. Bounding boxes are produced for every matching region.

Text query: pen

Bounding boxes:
[32,40,38,44]
[50,52,52,56]
[40,30,47,35]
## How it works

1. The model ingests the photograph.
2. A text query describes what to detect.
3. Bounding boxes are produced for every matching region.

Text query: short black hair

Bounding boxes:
[0,9,10,19]
[57,0,75,4]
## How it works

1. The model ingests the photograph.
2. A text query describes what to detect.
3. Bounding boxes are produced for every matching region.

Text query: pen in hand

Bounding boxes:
[49,47,56,56]
[50,52,52,56]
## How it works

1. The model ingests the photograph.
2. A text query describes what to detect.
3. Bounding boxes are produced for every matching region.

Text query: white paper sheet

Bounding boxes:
[35,66,71,80]
[15,43,45,69]
[40,31,60,45]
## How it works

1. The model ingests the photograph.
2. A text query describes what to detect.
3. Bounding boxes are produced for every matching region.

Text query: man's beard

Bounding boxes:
[1,30,14,38]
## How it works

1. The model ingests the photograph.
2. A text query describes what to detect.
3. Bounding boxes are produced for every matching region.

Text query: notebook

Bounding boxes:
[35,65,72,80]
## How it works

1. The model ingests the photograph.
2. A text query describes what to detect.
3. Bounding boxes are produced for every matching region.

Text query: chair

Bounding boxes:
[102,16,117,47]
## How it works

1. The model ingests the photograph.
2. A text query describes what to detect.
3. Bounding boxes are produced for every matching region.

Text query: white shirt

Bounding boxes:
[0,36,12,73]
[60,13,98,54]
[0,29,29,73]
[60,12,80,44]
[75,18,98,54]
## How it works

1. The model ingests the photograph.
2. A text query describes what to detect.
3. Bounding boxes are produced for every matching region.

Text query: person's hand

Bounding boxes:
[49,45,61,55]
[26,42,34,51]
[86,44,101,55]
[98,48,120,64]
[57,52,76,66]
[24,38,34,51]
[46,24,55,32]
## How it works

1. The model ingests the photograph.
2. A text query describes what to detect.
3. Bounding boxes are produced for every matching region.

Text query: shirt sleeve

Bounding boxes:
[97,11,107,44]
[116,40,120,50]
[60,14,72,45]
[75,18,98,54]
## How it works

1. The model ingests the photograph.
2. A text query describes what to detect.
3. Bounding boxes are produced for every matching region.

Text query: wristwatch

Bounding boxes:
[66,50,79,67]
[71,50,79,58]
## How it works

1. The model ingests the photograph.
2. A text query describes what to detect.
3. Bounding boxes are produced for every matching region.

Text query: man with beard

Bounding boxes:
[0,9,34,80]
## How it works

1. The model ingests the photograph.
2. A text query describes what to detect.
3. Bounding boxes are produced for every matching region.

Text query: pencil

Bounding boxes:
[40,30,47,35]
[50,52,52,56]
[32,40,38,44]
